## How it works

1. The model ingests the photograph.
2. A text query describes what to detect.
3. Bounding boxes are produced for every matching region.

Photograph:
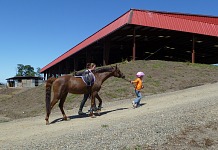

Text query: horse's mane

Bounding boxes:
[74,66,114,76]
[94,66,114,73]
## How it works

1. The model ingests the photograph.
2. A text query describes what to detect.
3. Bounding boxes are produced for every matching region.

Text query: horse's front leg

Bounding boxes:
[89,91,97,118]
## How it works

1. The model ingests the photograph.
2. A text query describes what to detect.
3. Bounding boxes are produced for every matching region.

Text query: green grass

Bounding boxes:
[145,76,160,87]
[66,93,80,102]
[151,62,166,69]
[101,124,109,128]
[0,118,11,123]
[0,94,12,101]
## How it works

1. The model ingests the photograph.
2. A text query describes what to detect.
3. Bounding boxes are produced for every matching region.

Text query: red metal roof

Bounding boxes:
[40,9,218,73]
[158,12,218,25]
[130,9,218,37]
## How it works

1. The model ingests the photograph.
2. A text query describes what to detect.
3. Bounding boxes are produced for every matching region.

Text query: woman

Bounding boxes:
[82,63,96,86]
[78,63,96,115]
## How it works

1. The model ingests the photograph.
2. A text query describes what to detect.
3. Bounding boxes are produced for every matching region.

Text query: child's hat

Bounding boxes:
[136,72,145,77]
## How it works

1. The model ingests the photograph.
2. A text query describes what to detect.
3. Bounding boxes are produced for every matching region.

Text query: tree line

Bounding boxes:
[16,64,41,77]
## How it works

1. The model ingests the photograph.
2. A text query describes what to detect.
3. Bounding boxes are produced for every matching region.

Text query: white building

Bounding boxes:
[6,76,44,88]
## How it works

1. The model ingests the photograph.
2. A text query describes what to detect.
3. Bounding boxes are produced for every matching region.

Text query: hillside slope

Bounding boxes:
[1,60,218,121]
[1,82,218,149]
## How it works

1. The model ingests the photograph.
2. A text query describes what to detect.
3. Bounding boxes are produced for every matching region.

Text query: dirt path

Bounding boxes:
[1,83,218,149]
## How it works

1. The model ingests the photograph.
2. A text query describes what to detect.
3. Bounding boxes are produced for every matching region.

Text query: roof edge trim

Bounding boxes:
[40,9,132,73]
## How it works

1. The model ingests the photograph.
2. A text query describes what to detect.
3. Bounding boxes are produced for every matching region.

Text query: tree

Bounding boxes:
[24,65,35,76]
[35,67,42,77]
[16,64,25,76]
[16,64,36,76]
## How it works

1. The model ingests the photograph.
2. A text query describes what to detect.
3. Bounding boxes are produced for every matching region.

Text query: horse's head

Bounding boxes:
[112,65,125,79]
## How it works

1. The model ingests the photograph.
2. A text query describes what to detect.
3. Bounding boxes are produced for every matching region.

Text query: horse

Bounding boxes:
[45,65,125,125]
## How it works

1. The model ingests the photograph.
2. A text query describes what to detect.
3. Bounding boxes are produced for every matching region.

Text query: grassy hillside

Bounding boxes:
[1,60,218,121]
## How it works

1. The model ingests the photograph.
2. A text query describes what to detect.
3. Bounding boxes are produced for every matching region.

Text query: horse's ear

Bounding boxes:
[115,64,117,69]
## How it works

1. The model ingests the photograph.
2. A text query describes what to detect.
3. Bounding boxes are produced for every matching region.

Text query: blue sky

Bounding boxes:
[0,0,218,83]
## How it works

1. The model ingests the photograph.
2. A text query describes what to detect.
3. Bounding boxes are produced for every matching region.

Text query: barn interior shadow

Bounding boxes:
[50,107,129,124]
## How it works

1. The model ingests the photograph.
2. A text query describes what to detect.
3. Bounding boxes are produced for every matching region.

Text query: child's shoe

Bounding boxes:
[136,103,140,108]
[132,101,136,108]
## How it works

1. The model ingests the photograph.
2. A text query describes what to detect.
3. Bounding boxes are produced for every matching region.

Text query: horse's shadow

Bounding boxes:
[49,107,128,124]
[50,103,146,124]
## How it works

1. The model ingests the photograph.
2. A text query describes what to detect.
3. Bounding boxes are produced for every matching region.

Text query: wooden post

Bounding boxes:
[58,65,61,77]
[48,70,51,78]
[43,72,46,80]
[65,60,70,74]
[192,35,195,63]
[133,27,136,61]
[103,38,110,65]
[74,57,78,71]
[86,48,92,64]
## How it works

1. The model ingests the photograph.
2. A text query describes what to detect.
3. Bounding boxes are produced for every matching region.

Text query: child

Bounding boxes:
[131,71,145,108]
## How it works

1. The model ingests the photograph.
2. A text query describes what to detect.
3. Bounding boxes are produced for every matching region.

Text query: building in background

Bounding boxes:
[6,76,43,88]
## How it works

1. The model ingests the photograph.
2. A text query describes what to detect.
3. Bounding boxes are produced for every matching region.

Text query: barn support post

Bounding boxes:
[43,72,47,80]
[58,64,61,77]
[132,27,136,61]
[53,66,57,77]
[65,60,69,74]
[192,34,195,63]
[103,38,110,65]
[46,72,49,80]
[48,70,51,78]
[74,57,78,71]
[86,48,92,64]
[52,69,56,78]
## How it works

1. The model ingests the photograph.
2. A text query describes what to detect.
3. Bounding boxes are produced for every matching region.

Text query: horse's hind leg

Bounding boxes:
[46,94,59,124]
[96,93,102,111]
[50,95,59,110]
[59,93,68,121]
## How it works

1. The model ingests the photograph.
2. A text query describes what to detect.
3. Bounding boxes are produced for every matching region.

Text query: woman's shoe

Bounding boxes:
[78,110,86,115]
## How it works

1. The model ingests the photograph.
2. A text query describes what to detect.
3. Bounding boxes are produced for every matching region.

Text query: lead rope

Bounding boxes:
[123,78,131,83]
[122,78,136,88]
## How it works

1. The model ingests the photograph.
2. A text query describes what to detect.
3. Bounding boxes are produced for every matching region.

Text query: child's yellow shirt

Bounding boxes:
[132,78,143,90]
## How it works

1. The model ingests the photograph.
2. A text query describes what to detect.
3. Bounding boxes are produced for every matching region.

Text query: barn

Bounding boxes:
[6,76,43,88]
[40,9,218,79]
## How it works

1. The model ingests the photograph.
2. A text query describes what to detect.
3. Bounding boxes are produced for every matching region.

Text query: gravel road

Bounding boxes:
[1,82,218,150]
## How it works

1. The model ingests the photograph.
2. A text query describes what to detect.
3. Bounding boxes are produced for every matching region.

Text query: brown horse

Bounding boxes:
[45,65,125,125]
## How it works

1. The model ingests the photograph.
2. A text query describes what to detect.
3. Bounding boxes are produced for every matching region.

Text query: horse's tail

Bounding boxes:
[45,77,56,115]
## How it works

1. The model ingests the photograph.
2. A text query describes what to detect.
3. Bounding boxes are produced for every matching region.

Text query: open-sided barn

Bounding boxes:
[40,9,218,79]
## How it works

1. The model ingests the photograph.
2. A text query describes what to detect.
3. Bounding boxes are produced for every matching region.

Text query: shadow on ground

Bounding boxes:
[50,103,147,124]
[50,107,129,124]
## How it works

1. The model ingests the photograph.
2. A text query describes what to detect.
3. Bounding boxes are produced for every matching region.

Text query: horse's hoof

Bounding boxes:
[89,113,96,118]
[46,122,50,125]
[92,107,98,112]
[63,117,69,121]
[95,110,101,116]
[91,115,96,118]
